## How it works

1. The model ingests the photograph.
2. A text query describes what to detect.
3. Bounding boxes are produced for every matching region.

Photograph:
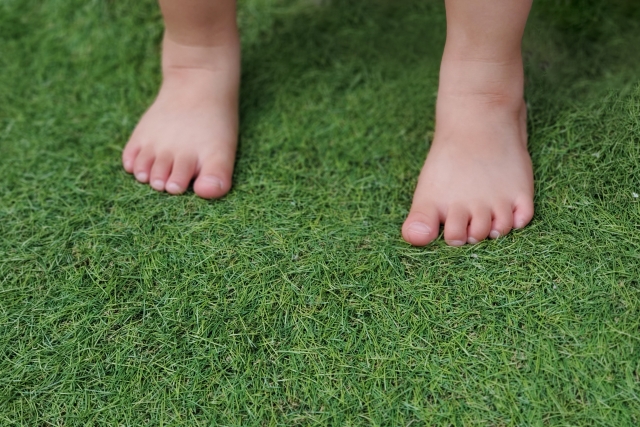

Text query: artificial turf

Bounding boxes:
[1,0,640,425]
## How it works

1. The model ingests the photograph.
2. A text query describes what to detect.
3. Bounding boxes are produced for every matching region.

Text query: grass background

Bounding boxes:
[1,0,640,425]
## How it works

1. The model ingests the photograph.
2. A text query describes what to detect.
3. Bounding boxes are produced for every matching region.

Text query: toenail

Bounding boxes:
[490,230,501,239]
[202,176,224,189]
[446,240,466,247]
[514,220,525,229]
[124,160,132,170]
[408,222,432,235]
[166,182,183,193]
[135,172,148,182]
[468,237,479,245]
[151,180,164,190]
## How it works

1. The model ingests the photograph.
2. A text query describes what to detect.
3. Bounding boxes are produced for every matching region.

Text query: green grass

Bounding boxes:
[1,0,640,425]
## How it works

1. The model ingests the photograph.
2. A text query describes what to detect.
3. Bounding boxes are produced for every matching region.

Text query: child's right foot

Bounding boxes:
[402,55,534,247]
[122,30,240,199]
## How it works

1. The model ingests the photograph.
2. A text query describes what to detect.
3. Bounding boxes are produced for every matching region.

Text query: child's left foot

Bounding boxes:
[122,31,240,199]
[402,56,534,246]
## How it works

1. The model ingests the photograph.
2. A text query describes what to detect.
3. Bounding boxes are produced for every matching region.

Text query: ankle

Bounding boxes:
[438,52,525,107]
[161,28,240,73]
[158,35,240,102]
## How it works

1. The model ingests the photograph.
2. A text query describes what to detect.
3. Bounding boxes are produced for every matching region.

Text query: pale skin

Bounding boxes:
[122,0,240,199]
[123,0,535,246]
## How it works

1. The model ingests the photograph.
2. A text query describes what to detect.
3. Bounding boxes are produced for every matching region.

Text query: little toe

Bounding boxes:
[193,155,232,199]
[490,203,514,239]
[133,148,155,184]
[467,207,492,244]
[444,206,470,247]
[402,204,440,246]
[513,196,534,229]
[122,143,140,174]
[149,153,174,192]
[166,155,197,195]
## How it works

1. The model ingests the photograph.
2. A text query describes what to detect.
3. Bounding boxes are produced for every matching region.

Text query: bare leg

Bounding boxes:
[402,0,534,246]
[122,0,240,199]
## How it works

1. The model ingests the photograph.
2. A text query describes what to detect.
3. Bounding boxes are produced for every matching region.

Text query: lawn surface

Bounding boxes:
[1,0,640,425]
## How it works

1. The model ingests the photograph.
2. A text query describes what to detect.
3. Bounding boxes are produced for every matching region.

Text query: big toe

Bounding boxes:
[402,204,440,246]
[193,155,233,199]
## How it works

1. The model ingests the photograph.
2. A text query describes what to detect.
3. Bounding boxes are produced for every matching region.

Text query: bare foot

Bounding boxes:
[402,56,534,246]
[122,30,240,199]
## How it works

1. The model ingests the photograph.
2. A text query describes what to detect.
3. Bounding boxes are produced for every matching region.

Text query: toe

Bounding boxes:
[467,206,492,244]
[122,142,140,174]
[166,155,197,195]
[149,153,174,192]
[513,196,534,229]
[490,202,514,239]
[402,203,440,246]
[133,148,155,184]
[193,155,233,199]
[443,206,470,247]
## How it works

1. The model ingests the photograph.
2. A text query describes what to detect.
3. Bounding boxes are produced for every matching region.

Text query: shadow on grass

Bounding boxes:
[239,0,446,126]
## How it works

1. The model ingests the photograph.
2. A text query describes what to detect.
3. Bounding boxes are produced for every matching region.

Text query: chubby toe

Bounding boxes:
[194,176,227,199]
[402,204,440,246]
[193,155,232,199]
